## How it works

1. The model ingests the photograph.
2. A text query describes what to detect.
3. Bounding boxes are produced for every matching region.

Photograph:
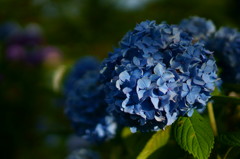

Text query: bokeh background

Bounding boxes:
[1,0,240,158]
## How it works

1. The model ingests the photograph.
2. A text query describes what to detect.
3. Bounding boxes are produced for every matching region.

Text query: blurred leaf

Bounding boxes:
[137,126,170,159]
[212,95,240,133]
[123,131,154,158]
[219,132,240,147]
[211,87,221,96]
[174,111,214,159]
[222,83,240,93]
[147,139,187,159]
[121,127,132,138]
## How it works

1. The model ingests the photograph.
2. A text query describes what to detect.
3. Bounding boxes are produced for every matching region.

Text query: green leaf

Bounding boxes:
[219,132,240,147]
[123,131,154,158]
[121,127,132,138]
[173,111,214,159]
[137,126,170,159]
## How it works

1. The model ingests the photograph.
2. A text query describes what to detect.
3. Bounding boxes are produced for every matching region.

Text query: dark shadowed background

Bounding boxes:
[0,0,240,158]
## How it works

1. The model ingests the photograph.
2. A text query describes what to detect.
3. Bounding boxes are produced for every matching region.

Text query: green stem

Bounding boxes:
[207,102,218,136]
[223,147,233,159]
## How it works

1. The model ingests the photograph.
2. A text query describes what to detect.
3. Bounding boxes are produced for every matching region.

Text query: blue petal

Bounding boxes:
[147,57,155,66]
[181,83,189,97]
[162,71,175,81]
[119,71,130,81]
[133,56,141,66]
[142,36,153,45]
[150,74,159,81]
[153,52,163,60]
[187,109,194,117]
[154,115,165,122]
[205,83,215,90]
[191,86,201,94]
[164,105,177,125]
[193,77,205,85]
[186,94,195,104]
[145,110,155,120]
[150,97,159,109]
[116,80,123,90]
[186,86,201,104]
[95,124,105,137]
[202,73,211,83]
[137,90,146,99]
[137,77,151,89]
[159,83,168,94]
[156,78,164,86]
[154,63,165,76]
[130,127,137,133]
[124,105,135,114]
[122,87,132,94]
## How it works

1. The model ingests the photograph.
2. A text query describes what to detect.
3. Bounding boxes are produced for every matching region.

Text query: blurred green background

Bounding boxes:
[0,0,240,158]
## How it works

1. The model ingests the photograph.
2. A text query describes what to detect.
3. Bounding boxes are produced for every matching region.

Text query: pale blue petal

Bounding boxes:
[162,71,175,81]
[116,80,123,90]
[159,83,168,94]
[154,115,165,122]
[130,127,137,133]
[145,110,155,120]
[186,92,197,104]
[137,77,151,89]
[156,78,164,86]
[137,90,146,99]
[182,83,189,91]
[150,97,159,109]
[193,77,205,85]
[133,56,141,66]
[122,87,132,94]
[154,63,165,76]
[119,71,130,81]
[187,109,194,117]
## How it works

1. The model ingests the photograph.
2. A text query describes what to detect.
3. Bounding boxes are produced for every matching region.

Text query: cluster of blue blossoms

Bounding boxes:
[100,20,218,132]
[64,57,117,142]
[207,27,240,83]
[180,17,240,83]
[179,16,216,41]
[65,16,240,140]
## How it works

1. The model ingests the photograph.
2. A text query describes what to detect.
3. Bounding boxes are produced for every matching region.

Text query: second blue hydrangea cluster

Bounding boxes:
[100,20,218,132]
[64,57,117,142]
[179,16,216,41]
[207,27,240,83]
[180,17,240,83]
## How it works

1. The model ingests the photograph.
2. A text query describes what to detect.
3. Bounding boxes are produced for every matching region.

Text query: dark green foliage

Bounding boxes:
[219,132,240,147]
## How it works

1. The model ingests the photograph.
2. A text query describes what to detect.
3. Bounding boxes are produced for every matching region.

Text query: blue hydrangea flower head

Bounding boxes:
[64,57,117,142]
[179,16,216,41]
[206,27,240,83]
[100,20,218,132]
